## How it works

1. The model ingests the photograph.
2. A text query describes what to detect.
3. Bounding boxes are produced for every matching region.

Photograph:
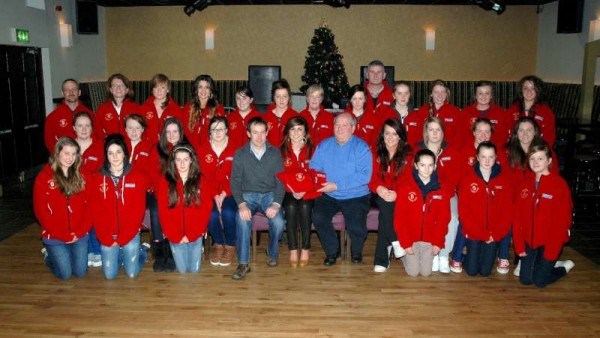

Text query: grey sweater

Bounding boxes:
[230,143,285,206]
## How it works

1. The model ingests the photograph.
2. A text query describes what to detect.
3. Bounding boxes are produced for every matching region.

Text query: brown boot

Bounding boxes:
[220,245,235,266]
[210,244,224,266]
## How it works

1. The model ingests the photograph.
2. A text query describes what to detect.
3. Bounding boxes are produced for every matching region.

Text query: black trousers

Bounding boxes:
[373,195,398,267]
[283,193,314,250]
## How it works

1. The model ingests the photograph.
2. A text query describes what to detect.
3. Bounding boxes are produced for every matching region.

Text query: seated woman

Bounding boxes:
[33,137,91,280]
[513,142,573,287]
[156,143,213,273]
[394,149,450,277]
[89,134,149,280]
[458,141,512,277]
[198,116,238,267]
[369,118,412,273]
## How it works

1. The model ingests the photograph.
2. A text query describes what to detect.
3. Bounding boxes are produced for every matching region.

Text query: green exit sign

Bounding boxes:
[15,28,30,43]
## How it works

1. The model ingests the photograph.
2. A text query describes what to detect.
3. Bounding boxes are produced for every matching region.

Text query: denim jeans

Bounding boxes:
[88,228,101,255]
[373,195,397,267]
[44,233,89,280]
[147,192,164,241]
[464,239,497,277]
[519,244,567,288]
[169,237,203,273]
[236,192,285,264]
[451,222,466,262]
[101,234,147,280]
[497,228,512,260]
[312,193,370,257]
[209,196,237,246]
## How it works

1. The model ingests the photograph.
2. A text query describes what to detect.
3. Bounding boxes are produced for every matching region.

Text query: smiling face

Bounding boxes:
[529,150,552,175]
[475,85,492,107]
[247,122,267,148]
[110,78,128,101]
[197,80,212,101]
[517,121,536,147]
[383,125,400,151]
[334,114,355,144]
[126,118,144,143]
[235,93,253,113]
[307,90,324,111]
[431,84,448,106]
[73,115,92,140]
[522,80,537,103]
[473,122,492,145]
[165,123,181,145]
[288,123,306,144]
[58,145,78,171]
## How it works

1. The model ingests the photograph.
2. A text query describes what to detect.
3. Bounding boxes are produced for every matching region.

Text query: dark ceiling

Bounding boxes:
[95,0,557,7]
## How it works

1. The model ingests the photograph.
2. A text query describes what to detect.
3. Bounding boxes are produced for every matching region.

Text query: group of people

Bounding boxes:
[34,60,573,288]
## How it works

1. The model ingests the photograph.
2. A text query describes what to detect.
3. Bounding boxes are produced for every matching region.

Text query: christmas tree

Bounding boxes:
[300,21,350,108]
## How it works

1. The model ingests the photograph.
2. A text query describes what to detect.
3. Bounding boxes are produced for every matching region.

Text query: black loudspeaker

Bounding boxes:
[557,0,584,34]
[248,65,281,107]
[77,1,98,35]
[360,66,395,88]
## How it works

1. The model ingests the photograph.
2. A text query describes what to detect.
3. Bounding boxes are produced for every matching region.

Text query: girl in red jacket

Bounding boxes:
[227,86,261,150]
[344,84,382,147]
[378,81,420,145]
[395,149,450,277]
[506,76,556,147]
[299,84,334,146]
[33,137,91,279]
[156,143,213,273]
[370,118,412,273]
[125,114,153,171]
[279,116,318,267]
[199,116,237,267]
[513,143,573,287]
[264,79,298,147]
[182,75,225,151]
[89,134,149,280]
[73,111,104,268]
[458,141,513,277]
[463,81,510,147]
[140,74,182,144]
[95,73,140,141]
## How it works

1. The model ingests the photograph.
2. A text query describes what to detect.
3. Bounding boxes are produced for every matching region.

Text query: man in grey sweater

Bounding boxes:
[230,117,286,280]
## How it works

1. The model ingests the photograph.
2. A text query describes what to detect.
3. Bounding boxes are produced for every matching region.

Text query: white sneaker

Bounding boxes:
[373,265,388,273]
[391,241,406,258]
[513,260,521,277]
[87,253,94,267]
[41,247,48,260]
[432,255,440,272]
[555,260,575,273]
[91,254,102,267]
[439,256,451,274]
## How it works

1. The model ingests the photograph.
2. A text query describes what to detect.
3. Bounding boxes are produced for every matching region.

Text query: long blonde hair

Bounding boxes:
[50,137,85,195]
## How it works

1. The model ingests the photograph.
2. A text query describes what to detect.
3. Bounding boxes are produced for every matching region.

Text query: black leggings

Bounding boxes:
[283,193,314,250]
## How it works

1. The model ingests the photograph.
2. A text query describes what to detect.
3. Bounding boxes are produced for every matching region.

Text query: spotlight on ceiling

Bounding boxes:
[184,0,212,17]
[315,0,351,9]
[475,0,505,15]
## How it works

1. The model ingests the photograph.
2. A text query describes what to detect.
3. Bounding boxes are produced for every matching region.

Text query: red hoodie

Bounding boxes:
[512,172,572,261]
[155,178,213,243]
[506,101,556,147]
[463,103,511,147]
[299,106,334,146]
[128,139,154,172]
[280,144,320,200]
[263,105,297,147]
[458,165,513,242]
[227,108,262,150]
[44,100,93,152]
[181,102,225,151]
[394,173,451,249]
[140,96,182,144]
[412,142,462,194]
[89,166,148,246]
[80,140,104,176]
[33,164,91,242]
[378,104,421,145]
[415,102,466,147]
[364,80,394,113]
[344,105,384,148]
[95,99,140,140]
[197,141,236,197]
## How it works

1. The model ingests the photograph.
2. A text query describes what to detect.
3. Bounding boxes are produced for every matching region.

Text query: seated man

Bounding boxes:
[310,112,373,266]
[230,117,286,280]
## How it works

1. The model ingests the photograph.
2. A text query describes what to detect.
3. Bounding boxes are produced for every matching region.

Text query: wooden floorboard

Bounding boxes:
[0,224,599,337]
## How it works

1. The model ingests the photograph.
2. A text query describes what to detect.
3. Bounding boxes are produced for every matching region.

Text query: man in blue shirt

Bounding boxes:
[310,112,373,266]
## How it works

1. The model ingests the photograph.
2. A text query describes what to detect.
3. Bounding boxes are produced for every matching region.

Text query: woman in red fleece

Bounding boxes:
[227,86,261,150]
[33,137,90,279]
[182,75,225,151]
[124,114,153,171]
[513,142,573,287]
[264,79,297,147]
[378,81,420,145]
[463,81,511,147]
[458,141,513,277]
[394,149,450,277]
[344,84,383,147]
[156,143,213,273]
[95,73,140,141]
[299,84,334,146]
[506,75,556,147]
[89,134,149,280]
[140,74,182,144]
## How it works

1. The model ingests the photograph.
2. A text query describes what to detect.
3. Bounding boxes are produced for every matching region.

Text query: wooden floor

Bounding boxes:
[1,225,599,337]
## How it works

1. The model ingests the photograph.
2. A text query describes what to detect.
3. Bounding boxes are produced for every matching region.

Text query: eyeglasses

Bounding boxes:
[210,128,226,133]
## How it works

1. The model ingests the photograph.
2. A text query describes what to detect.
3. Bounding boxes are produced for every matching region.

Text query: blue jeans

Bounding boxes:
[147,192,164,242]
[519,244,567,288]
[101,234,147,280]
[169,237,204,273]
[88,228,101,255]
[451,222,466,262]
[497,228,512,260]
[464,239,497,277]
[44,233,89,280]
[236,192,285,264]
[209,196,237,246]
[312,194,370,257]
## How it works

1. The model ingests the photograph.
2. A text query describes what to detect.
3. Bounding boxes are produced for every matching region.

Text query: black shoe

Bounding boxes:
[152,241,166,272]
[232,264,251,280]
[324,255,337,266]
[351,254,363,264]
[163,240,176,272]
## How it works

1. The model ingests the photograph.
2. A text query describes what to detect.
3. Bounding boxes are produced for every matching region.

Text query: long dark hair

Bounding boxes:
[158,117,187,174]
[376,118,411,179]
[506,117,543,169]
[348,84,367,111]
[280,116,313,158]
[516,75,545,114]
[50,137,85,195]
[103,134,130,170]
[188,75,218,131]
[150,73,171,110]
[166,143,201,208]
